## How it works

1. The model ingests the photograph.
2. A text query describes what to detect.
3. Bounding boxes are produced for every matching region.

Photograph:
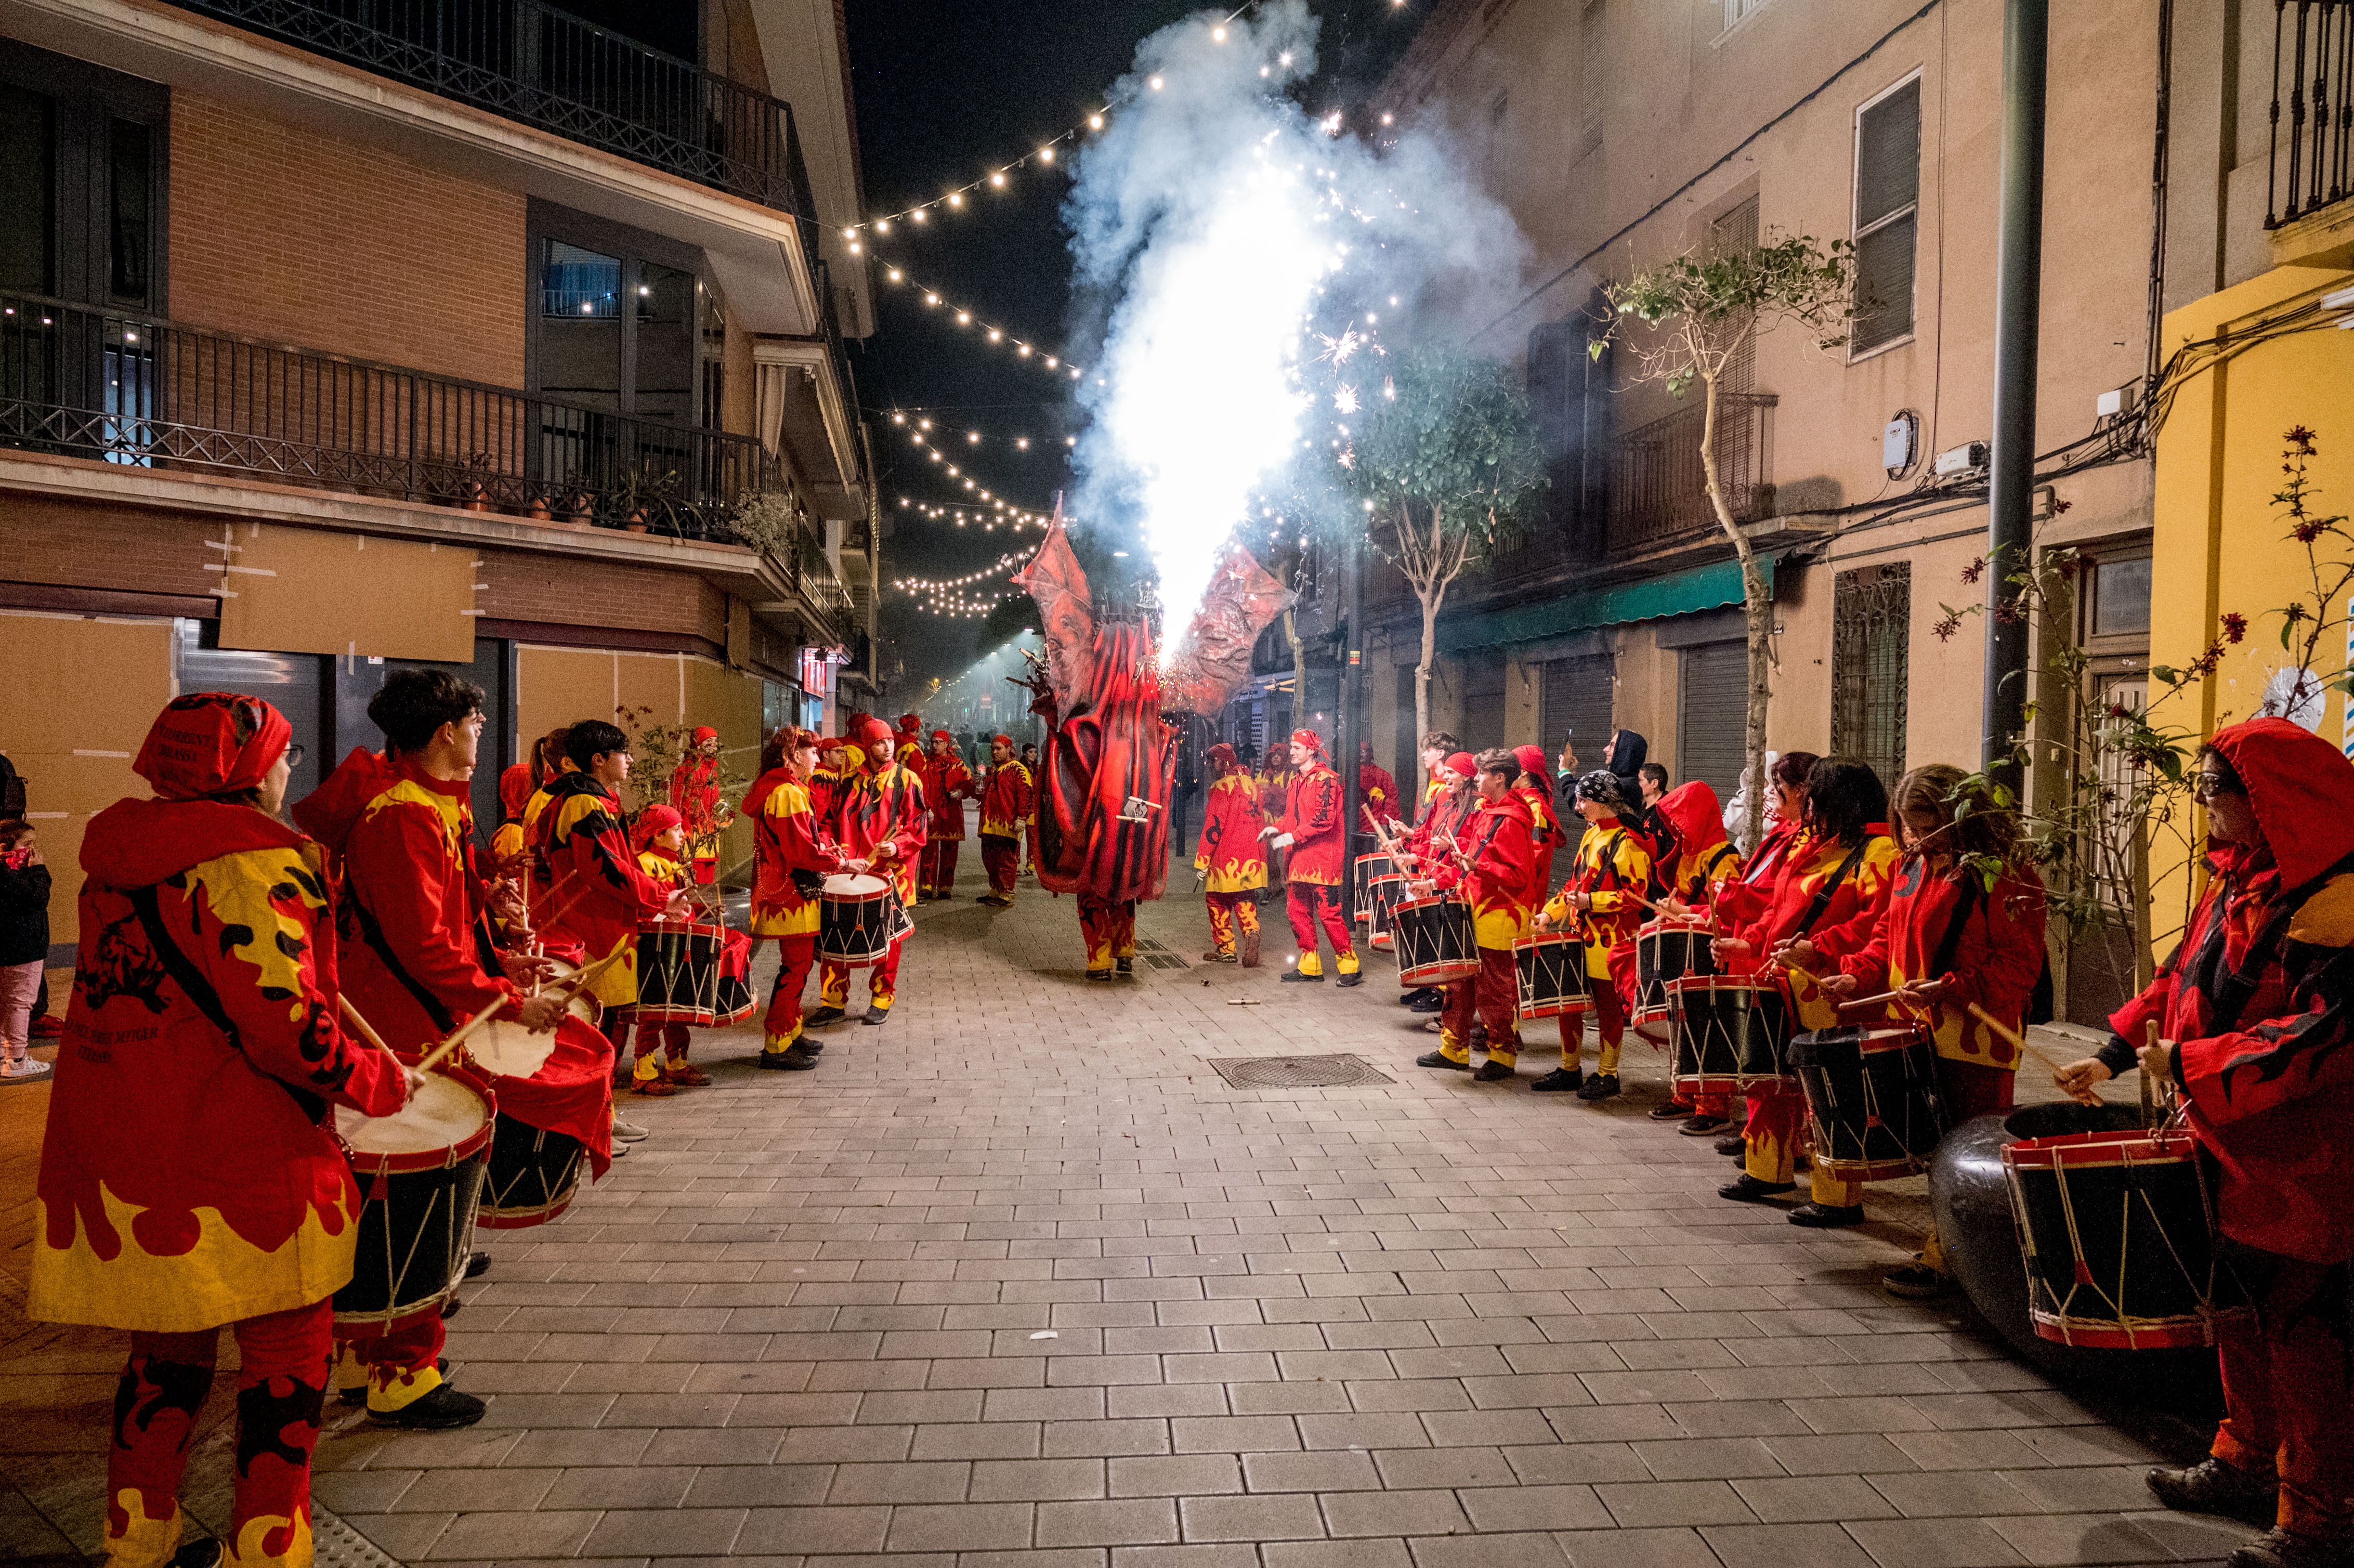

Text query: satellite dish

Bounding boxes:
[2259,666,2326,732]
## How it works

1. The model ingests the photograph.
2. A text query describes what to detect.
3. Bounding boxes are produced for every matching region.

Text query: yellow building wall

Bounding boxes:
[2149,259,2354,935]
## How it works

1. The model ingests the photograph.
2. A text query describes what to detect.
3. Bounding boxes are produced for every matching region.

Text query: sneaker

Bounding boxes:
[799,1038,826,1054]
[1679,1115,1731,1136]
[465,1252,490,1279]
[367,1382,487,1430]
[2226,1527,2348,1568]
[1399,987,1436,1008]
[2148,1458,2280,1527]
[1715,1135,1747,1157]
[1415,1050,1470,1070]
[1719,1174,1797,1203]
[171,1537,224,1568]
[0,1055,52,1082]
[1471,1059,1516,1082]
[979,895,1009,907]
[757,1047,818,1071]
[1530,1067,1585,1092]
[1408,992,1445,1014]
[1281,969,1323,983]
[1882,1263,1952,1300]
[1336,969,1363,988]
[28,1013,60,1039]
[1649,1101,1695,1121]
[1116,957,1134,976]
[1202,950,1237,963]
[1087,969,1115,983]
[1421,1017,1445,1034]
[1789,1202,1866,1229]
[862,1005,892,1026]
[608,1140,629,1157]
[611,1118,651,1142]
[805,1005,849,1028]
[1575,1072,1620,1102]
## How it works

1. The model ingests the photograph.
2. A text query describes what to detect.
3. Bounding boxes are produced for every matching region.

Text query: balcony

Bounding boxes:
[152,0,816,227]
[1607,391,1776,557]
[2267,0,2354,229]
[0,289,771,541]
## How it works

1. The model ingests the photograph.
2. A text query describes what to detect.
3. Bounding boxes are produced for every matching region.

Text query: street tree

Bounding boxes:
[1592,234,1854,846]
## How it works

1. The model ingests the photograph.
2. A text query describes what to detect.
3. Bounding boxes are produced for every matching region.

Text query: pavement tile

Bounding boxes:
[1700,1522,1878,1568]
[885,1504,1038,1553]
[1034,1499,1181,1548]
[1317,1489,1471,1539]
[1176,1491,1326,1541]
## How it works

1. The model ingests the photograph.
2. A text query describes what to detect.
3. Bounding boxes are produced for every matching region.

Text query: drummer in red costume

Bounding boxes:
[530,721,688,1042]
[2048,719,2354,1568]
[1714,757,1898,1219]
[810,735,848,823]
[1195,742,1267,962]
[296,671,591,1427]
[1359,740,1402,830]
[807,715,925,1027]
[1532,772,1652,1099]
[1414,749,1541,1078]
[629,804,732,1095]
[916,729,976,901]
[976,735,1031,907]
[1395,737,1464,1013]
[1802,765,2045,1266]
[744,728,853,1068]
[1644,780,1745,1133]
[895,711,925,764]
[1269,728,1359,986]
[666,725,730,886]
[33,693,412,1568]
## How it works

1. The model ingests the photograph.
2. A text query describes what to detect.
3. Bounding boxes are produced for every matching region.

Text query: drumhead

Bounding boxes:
[469,1018,561,1080]
[537,962,599,1025]
[338,1074,489,1156]
[824,873,888,897]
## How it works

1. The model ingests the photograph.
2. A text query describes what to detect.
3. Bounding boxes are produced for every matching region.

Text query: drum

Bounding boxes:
[713,929,757,1026]
[1669,976,1793,1086]
[477,1115,586,1230]
[1669,984,1745,1097]
[819,873,901,968]
[2003,1127,2245,1349]
[1367,872,1404,951]
[1512,933,1589,1020]
[1353,853,1393,924]
[635,920,732,1025]
[332,1069,494,1326]
[1634,920,1717,1027]
[469,968,598,1081]
[1392,894,1478,987]
[1791,1025,1945,1183]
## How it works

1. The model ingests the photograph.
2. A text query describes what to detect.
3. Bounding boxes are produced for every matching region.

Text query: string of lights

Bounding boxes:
[894,435,1053,524]
[873,259,1091,381]
[905,585,1018,619]
[883,408,1079,457]
[894,546,1034,594]
[900,496,1050,532]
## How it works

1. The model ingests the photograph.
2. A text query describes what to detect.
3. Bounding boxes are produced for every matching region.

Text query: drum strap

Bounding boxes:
[1793,842,1872,939]
[128,885,330,1122]
[1927,874,1984,984]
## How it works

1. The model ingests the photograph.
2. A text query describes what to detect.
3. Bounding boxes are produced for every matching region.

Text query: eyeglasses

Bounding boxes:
[2192,772,2242,801]
[284,744,306,769]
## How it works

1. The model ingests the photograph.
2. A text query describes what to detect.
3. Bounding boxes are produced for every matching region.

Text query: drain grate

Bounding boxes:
[1143,953,1188,970]
[1207,1053,1395,1088]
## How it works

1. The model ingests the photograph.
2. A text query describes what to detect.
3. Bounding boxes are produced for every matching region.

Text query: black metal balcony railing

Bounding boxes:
[2269,1,2354,228]
[0,290,772,541]
[159,0,815,226]
[1608,391,1776,555]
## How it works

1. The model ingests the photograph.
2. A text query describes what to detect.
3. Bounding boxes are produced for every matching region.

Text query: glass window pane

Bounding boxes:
[1852,211,1916,351]
[2094,556,2152,637]
[542,239,619,319]
[633,259,694,424]
[538,239,621,412]
[1856,80,1920,228]
[0,85,56,295]
[108,117,152,303]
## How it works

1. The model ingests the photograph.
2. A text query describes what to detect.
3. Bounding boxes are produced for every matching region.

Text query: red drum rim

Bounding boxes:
[1355,853,1393,868]
[2028,1309,2234,1350]
[1519,999,1589,1021]
[2003,1129,2200,1172]
[1392,893,1469,916]
[477,1191,579,1229]
[1667,975,1780,997]
[1511,933,1586,952]
[1369,873,1405,886]
[1637,918,1717,937]
[1632,1003,1674,1026]
[637,918,730,937]
[1399,959,1479,985]
[633,1002,722,1026]
[1673,1072,1742,1093]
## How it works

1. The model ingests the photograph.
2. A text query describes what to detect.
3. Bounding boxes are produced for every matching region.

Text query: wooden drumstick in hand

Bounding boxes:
[411,996,510,1075]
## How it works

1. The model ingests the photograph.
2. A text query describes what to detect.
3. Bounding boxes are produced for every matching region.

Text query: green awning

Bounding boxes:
[1435,552,1776,655]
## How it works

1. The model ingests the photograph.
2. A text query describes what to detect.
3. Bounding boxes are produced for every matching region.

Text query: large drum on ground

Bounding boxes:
[1512,934,1589,1020]
[2004,1125,2245,1351]
[1393,894,1478,987]
[635,920,728,1025]
[818,874,904,968]
[1790,1024,1944,1183]
[1634,920,1717,1035]
[1669,986,1745,1098]
[1354,853,1392,925]
[1669,976,1793,1086]
[332,1068,494,1326]
[1367,872,1404,951]
[477,1116,586,1230]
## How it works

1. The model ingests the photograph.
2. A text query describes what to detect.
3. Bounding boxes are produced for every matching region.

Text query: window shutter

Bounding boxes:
[1678,641,1749,799]
[1852,79,1920,352]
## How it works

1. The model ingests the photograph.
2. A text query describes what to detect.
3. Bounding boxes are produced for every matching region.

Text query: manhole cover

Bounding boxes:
[1207,1054,1394,1088]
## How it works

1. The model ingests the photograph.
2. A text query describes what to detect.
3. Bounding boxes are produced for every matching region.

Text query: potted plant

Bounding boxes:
[728,489,801,559]
[612,463,683,535]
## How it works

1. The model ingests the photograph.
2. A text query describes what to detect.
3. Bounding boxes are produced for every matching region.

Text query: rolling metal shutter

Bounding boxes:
[1678,639,1748,798]
[1540,655,1614,769]
[1459,661,1508,753]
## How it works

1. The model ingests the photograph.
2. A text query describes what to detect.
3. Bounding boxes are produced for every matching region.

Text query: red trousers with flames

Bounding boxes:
[919,839,961,897]
[980,834,1021,897]
[763,933,817,1051]
[1078,895,1136,972]
[1286,882,1354,976]
[1440,948,1520,1064]
[1206,891,1260,955]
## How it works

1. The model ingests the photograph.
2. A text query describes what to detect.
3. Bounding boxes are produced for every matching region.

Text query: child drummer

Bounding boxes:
[1530,772,1652,1100]
[627,805,742,1095]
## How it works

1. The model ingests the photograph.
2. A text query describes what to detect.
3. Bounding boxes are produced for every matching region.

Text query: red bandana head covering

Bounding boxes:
[931,728,954,743]
[898,713,923,731]
[134,692,293,802]
[818,735,847,755]
[691,725,718,746]
[1208,742,1239,770]
[498,762,533,820]
[631,803,684,852]
[1512,745,1549,780]
[1444,751,1475,780]
[993,733,1015,748]
[1290,728,1325,756]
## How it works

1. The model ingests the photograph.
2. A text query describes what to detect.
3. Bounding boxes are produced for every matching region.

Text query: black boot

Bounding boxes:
[367,1381,488,1429]
[1471,1059,1516,1082]
[1718,1174,1796,1203]
[757,1046,819,1070]
[2147,1458,2279,1527]
[1529,1067,1584,1092]
[804,1005,848,1028]
[1415,1050,1469,1070]
[1788,1202,1866,1228]
[1574,1072,1620,1101]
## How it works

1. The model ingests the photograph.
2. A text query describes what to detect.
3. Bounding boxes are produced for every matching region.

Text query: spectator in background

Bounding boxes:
[1603,729,1649,804]
[0,818,51,1082]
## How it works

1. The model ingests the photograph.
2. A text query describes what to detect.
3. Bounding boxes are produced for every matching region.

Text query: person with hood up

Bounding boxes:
[490,762,533,882]
[33,692,412,1568]
[807,715,926,1027]
[1394,736,1464,1013]
[1645,780,1744,1132]
[895,712,926,765]
[1601,728,1648,808]
[1415,749,1543,1079]
[976,735,1032,907]
[1512,744,1565,900]
[1531,772,1652,1099]
[915,729,976,901]
[810,735,849,823]
[1196,742,1268,964]
[295,670,591,1428]
[1019,742,1044,878]
[743,728,854,1069]
[666,724,730,886]
[2052,718,2354,1568]
[1359,740,1403,829]
[1268,728,1359,985]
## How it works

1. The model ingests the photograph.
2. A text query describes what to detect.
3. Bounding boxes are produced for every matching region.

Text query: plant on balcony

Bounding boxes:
[1316,348,1547,756]
[728,490,803,560]
[1590,232,1855,847]
[612,463,683,534]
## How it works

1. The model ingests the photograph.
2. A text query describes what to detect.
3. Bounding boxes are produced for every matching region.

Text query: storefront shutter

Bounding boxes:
[1678,639,1748,798]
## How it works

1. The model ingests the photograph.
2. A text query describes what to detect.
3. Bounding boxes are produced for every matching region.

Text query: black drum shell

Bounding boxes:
[478,1116,587,1230]
[1790,1027,1944,1180]
[1930,1102,2223,1403]
[1636,924,1717,1021]
[333,1149,488,1324]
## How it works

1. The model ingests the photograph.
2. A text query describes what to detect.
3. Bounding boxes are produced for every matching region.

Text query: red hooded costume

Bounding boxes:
[530,771,674,1010]
[742,750,847,1053]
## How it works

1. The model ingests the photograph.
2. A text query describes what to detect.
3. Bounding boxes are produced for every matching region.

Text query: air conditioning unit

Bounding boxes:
[1933,440,1988,477]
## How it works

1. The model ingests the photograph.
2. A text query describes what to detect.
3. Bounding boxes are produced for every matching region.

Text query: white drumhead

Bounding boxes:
[824,873,887,897]
[337,1073,487,1155]
[470,1018,559,1080]
[536,963,597,1024]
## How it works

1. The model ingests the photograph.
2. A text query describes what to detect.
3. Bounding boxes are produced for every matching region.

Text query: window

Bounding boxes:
[526,204,713,426]
[1830,561,1911,787]
[2087,553,2152,641]
[0,45,166,309]
[1851,75,1920,356]
[1577,0,1607,157]
[0,86,56,294]
[1709,197,1759,391]
[1723,0,1774,29]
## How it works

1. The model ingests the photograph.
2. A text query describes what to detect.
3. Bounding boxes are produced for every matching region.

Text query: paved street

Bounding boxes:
[1,856,2241,1568]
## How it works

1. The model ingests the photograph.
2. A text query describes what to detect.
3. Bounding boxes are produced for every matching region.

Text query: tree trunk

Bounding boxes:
[1283,603,1309,738]
[1416,591,1439,789]
[1696,373,1773,852]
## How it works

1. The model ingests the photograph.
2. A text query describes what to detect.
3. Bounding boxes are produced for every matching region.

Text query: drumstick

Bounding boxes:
[411,996,512,1075]
[1835,988,1905,1013]
[1966,1000,2070,1078]
[2139,1021,2159,1128]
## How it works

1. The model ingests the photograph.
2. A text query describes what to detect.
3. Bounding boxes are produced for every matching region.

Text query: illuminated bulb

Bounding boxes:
[1260,66,1270,77]
[1148,74,1165,90]
[892,411,906,424]
[987,328,1002,342]
[920,418,932,429]
[956,310,972,325]
[847,241,861,255]
[1044,356,1059,368]
[1088,113,1104,129]
[1065,435,1077,447]
[967,430,981,443]
[990,172,1006,188]
[1279,50,1293,66]
[887,268,903,282]
[924,293,939,306]
[1039,147,1055,164]
[1015,437,1030,450]
[911,207,928,223]
[841,226,856,239]
[1212,24,1227,40]
[1381,111,1395,125]
[1069,367,1082,379]
[875,218,891,233]
[1017,344,1033,357]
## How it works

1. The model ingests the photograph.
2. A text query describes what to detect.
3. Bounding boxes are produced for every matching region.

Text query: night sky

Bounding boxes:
[841,0,1428,698]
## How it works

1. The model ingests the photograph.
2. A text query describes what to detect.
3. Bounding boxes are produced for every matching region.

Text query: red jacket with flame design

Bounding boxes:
[1275,761,1346,886]
[979,761,1034,840]
[744,765,846,938]
[533,773,673,1007]
[1196,772,1268,894]
[831,759,927,906]
[1840,858,2047,1068]
[1434,793,1542,950]
[916,750,975,841]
